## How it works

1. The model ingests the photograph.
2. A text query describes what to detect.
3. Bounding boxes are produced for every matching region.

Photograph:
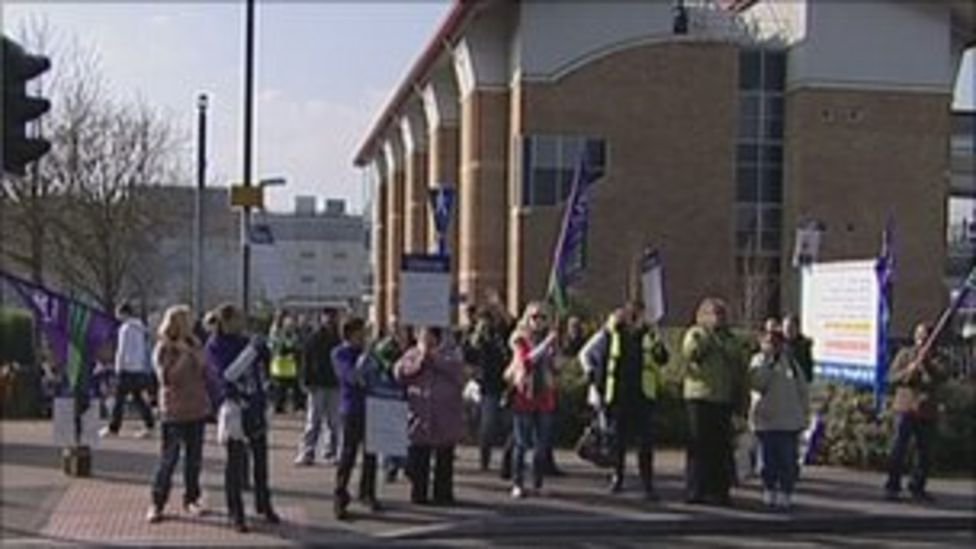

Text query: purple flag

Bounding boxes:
[0,270,118,391]
[874,215,895,411]
[546,153,598,315]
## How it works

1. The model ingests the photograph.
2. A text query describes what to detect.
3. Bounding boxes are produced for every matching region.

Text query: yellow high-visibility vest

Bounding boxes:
[605,327,661,405]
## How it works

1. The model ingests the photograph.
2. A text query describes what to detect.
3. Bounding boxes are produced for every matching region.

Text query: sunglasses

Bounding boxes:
[530,313,548,321]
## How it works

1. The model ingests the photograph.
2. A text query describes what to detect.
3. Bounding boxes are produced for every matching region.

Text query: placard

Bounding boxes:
[365,396,409,458]
[53,397,100,447]
[399,254,451,327]
[640,249,665,323]
[801,260,882,386]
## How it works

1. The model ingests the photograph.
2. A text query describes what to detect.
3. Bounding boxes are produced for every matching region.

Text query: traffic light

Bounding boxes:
[2,36,52,176]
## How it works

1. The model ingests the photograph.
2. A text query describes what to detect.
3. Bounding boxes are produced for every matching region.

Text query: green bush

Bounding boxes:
[0,307,35,365]
[810,380,976,474]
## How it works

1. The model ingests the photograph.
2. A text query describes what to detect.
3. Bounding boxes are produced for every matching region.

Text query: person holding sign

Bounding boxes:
[331,317,379,520]
[748,325,809,510]
[205,304,280,533]
[681,297,749,506]
[884,323,948,503]
[395,327,465,505]
[505,302,559,499]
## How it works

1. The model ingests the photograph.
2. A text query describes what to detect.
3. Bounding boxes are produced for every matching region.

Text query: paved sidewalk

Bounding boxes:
[1,416,973,546]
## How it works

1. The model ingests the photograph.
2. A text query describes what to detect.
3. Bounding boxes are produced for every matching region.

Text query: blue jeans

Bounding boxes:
[296,387,341,462]
[757,430,799,494]
[512,411,553,490]
[885,413,934,495]
[479,394,504,469]
[151,420,204,509]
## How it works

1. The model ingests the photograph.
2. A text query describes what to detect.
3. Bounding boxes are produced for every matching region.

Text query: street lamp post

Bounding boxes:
[193,93,208,316]
[241,0,256,317]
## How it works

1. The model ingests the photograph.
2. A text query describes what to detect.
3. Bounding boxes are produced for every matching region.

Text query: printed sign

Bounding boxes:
[399,254,451,327]
[53,397,100,447]
[365,396,409,458]
[801,260,882,386]
[640,249,665,323]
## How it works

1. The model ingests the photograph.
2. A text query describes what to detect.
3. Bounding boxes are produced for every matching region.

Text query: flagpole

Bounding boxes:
[915,265,976,364]
[545,154,585,322]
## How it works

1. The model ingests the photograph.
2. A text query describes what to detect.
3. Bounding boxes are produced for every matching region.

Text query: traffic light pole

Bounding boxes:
[240,0,255,318]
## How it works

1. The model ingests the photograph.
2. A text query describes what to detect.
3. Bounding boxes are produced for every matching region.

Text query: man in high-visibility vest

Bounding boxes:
[583,300,669,499]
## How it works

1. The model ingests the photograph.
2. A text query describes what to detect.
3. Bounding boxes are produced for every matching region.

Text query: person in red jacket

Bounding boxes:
[504,301,559,499]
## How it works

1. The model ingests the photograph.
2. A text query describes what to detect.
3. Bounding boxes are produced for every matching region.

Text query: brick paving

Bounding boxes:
[2,417,974,545]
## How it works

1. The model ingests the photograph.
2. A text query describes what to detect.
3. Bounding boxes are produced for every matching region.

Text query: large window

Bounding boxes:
[736,49,785,258]
[520,135,606,207]
[736,48,786,320]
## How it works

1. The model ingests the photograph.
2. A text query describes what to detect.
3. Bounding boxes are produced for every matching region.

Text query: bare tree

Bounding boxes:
[737,240,779,327]
[48,99,186,311]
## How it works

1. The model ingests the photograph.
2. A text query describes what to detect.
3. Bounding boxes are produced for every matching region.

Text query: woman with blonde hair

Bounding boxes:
[147,305,210,524]
[681,297,749,506]
[505,301,559,499]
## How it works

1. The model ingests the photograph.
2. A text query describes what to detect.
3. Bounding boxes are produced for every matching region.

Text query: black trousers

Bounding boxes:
[151,420,204,509]
[407,444,455,503]
[225,431,273,523]
[109,372,154,432]
[334,413,377,501]
[685,400,733,502]
[272,377,303,413]
[610,398,656,492]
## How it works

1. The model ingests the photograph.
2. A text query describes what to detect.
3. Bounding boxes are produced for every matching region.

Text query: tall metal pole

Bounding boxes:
[241,0,255,317]
[194,93,208,316]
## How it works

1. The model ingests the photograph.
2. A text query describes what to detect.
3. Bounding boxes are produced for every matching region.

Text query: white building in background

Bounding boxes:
[138,188,367,319]
[251,196,368,314]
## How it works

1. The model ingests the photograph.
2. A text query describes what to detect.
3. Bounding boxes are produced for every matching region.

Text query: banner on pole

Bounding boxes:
[0,270,118,393]
[801,260,882,387]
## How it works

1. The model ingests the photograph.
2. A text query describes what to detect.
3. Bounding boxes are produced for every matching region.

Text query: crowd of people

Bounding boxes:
[92,289,953,532]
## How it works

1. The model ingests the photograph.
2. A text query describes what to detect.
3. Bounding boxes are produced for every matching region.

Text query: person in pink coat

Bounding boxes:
[395,326,465,505]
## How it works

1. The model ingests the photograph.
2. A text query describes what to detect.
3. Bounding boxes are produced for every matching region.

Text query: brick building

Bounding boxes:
[353,0,975,334]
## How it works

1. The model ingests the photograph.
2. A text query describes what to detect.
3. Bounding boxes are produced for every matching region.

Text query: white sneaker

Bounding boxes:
[146,505,163,524]
[511,486,525,499]
[134,427,153,439]
[184,501,206,517]
[99,426,116,438]
[294,455,314,466]
[778,492,792,509]
[762,489,776,507]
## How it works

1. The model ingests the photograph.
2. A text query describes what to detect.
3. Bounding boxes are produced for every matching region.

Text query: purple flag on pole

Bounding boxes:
[0,270,118,391]
[875,215,895,411]
[546,152,599,316]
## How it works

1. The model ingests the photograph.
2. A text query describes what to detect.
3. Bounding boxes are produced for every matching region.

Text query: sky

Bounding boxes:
[3,1,452,213]
[2,1,973,215]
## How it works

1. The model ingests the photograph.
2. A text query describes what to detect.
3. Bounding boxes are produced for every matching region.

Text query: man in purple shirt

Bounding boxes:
[331,317,378,520]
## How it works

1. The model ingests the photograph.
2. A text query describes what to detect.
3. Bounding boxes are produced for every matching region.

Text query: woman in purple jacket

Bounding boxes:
[395,327,465,505]
[204,304,279,532]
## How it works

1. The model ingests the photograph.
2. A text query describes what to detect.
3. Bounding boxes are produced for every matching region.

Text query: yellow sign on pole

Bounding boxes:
[230,185,263,209]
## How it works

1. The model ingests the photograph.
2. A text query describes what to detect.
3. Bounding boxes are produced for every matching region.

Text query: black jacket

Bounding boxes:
[302,325,340,388]
[463,321,511,397]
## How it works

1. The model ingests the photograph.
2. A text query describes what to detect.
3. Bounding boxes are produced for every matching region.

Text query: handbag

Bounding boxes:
[217,399,246,445]
[575,409,616,468]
